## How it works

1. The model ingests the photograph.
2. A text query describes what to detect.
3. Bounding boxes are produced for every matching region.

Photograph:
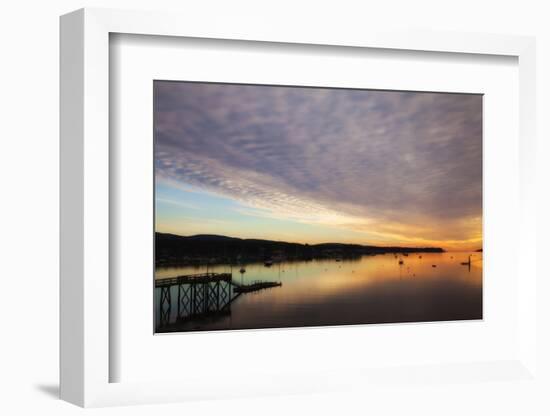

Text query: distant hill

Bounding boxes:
[155,232,444,266]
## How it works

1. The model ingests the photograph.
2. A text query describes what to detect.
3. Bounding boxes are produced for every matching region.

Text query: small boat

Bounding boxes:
[239,268,246,274]
[432,264,437,268]
[403,253,409,257]
[264,260,273,267]
[335,258,342,262]
[398,260,404,265]
[460,255,472,266]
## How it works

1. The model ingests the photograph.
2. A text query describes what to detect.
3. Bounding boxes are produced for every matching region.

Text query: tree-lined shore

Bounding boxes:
[155,232,444,267]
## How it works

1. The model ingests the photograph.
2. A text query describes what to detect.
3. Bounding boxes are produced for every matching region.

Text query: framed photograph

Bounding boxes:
[153,81,483,334]
[60,8,539,408]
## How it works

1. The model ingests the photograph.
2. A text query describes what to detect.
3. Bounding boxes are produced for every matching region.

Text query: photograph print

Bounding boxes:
[154,81,483,333]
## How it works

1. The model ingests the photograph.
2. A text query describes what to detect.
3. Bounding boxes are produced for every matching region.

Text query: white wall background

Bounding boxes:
[0,0,548,415]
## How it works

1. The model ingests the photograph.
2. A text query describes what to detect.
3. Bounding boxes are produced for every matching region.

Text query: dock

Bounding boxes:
[232,280,282,293]
[155,272,282,328]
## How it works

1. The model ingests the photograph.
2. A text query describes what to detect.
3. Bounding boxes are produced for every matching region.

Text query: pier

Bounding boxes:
[155,272,281,329]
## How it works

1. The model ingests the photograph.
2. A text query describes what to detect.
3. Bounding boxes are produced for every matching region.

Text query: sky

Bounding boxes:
[154,81,482,251]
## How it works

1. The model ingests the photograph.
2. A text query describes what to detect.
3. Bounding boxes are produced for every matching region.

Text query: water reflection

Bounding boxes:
[155,252,482,333]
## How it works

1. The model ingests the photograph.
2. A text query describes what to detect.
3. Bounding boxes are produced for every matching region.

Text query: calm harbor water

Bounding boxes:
[154,252,482,333]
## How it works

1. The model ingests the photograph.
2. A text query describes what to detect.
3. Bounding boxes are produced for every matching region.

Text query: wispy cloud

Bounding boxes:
[155,197,199,210]
[154,82,482,249]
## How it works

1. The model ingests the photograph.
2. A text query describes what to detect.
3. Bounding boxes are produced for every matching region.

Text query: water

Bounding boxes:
[155,252,482,333]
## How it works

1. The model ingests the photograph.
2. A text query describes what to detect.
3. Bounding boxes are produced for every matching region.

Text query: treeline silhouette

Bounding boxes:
[155,232,444,267]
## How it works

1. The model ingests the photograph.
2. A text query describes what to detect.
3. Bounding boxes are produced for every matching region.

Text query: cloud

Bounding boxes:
[154,81,482,248]
[155,197,199,210]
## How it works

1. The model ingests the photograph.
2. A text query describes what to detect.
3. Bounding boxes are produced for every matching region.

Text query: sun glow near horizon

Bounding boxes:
[155,180,482,252]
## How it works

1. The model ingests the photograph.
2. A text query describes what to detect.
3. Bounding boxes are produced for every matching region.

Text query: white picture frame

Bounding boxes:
[60,7,538,408]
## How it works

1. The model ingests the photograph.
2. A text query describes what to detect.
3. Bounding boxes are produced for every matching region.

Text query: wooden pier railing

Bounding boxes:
[155,272,232,288]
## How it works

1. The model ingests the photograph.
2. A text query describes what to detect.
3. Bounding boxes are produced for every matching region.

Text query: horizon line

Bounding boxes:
[154,231,482,252]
